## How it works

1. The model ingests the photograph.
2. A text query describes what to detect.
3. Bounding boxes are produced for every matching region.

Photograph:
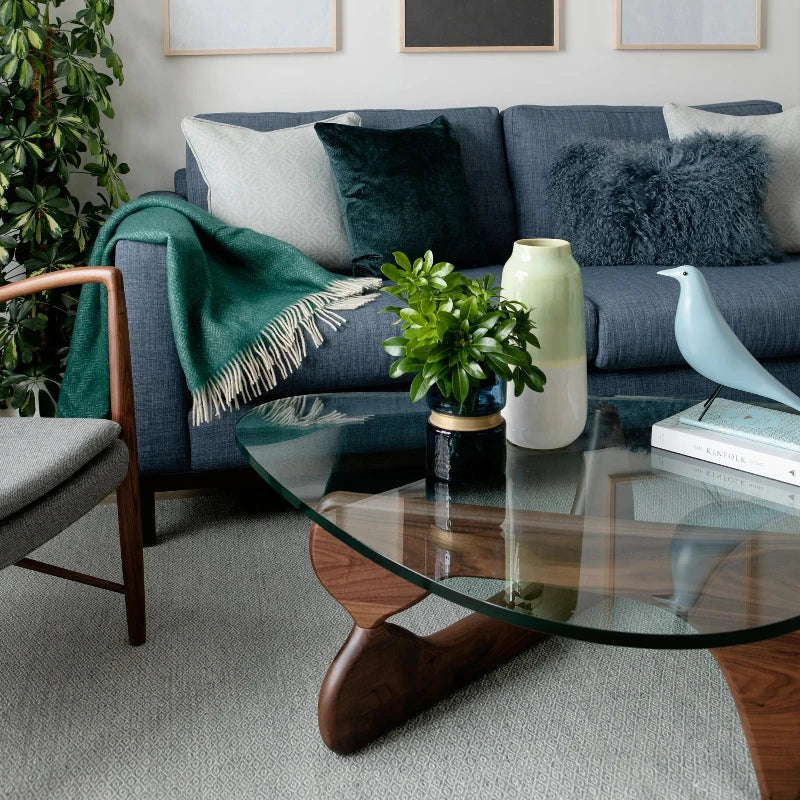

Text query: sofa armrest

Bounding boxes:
[114,239,191,474]
[137,190,186,202]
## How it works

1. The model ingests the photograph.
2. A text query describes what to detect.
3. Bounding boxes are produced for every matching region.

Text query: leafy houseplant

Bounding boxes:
[0,0,128,415]
[381,250,546,413]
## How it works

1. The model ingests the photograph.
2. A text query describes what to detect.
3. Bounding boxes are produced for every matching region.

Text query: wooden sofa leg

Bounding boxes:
[117,470,147,646]
[140,475,157,547]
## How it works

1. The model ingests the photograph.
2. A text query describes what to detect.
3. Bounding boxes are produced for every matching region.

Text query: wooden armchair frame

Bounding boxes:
[0,267,145,645]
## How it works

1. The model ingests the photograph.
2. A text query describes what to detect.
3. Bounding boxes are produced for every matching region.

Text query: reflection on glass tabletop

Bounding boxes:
[236,392,800,648]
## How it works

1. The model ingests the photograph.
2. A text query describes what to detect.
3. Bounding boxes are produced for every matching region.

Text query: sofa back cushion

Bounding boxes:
[583,260,800,372]
[503,100,783,240]
[315,116,487,275]
[182,112,361,272]
[184,107,516,266]
[549,132,780,267]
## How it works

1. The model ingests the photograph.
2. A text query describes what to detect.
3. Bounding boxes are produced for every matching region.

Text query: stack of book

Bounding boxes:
[650,398,800,488]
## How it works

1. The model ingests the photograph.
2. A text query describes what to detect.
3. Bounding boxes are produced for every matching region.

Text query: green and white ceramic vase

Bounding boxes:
[501,239,587,449]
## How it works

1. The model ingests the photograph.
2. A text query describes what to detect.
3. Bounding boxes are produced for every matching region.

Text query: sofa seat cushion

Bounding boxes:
[583,260,800,371]
[0,440,128,569]
[502,100,783,240]
[0,418,122,520]
[189,265,600,471]
[184,107,516,265]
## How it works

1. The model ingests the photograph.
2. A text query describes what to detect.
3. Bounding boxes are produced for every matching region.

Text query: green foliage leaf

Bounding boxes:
[2,55,18,81]
[17,58,32,88]
[380,263,403,283]
[382,337,407,357]
[473,337,503,353]
[410,372,433,403]
[392,251,411,270]
[463,361,486,381]
[453,367,469,403]
[494,318,516,341]
[19,315,47,330]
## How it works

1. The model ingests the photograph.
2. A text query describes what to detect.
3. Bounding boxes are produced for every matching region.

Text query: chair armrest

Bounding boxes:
[138,190,185,201]
[0,265,121,299]
[0,267,137,454]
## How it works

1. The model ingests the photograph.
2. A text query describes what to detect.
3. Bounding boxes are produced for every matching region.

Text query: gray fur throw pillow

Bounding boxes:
[548,132,781,267]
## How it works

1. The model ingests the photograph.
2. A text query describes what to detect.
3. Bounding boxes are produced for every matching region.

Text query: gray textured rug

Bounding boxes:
[0,494,758,800]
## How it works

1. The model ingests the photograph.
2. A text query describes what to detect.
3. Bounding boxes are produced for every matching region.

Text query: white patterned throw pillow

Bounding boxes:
[663,103,800,253]
[181,113,361,272]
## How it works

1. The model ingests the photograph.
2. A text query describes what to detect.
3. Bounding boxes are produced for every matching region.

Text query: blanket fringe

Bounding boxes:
[191,277,381,425]
[256,395,373,428]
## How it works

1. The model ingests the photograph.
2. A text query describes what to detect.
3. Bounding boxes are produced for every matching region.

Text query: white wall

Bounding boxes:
[100,0,800,199]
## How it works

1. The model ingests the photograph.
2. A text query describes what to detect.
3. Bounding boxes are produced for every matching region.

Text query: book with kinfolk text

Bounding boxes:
[650,399,800,487]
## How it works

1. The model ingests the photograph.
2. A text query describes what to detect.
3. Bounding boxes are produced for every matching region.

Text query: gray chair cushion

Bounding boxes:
[502,100,783,240]
[184,107,517,265]
[0,418,121,519]
[0,439,128,569]
[582,260,800,371]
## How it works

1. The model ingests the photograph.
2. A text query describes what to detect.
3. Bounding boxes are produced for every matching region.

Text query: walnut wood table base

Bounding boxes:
[309,523,545,755]
[712,631,800,800]
[310,523,800,798]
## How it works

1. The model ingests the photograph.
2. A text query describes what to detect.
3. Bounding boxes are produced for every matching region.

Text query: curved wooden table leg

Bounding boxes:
[712,630,800,800]
[310,523,546,754]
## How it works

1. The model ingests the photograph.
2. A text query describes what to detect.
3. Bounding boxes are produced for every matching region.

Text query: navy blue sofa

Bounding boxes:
[115,101,800,535]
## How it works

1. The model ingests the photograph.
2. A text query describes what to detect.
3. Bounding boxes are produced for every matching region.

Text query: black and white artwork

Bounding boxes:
[401,0,558,52]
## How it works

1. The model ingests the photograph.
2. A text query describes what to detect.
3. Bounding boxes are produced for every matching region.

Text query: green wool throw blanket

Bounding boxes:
[58,196,380,424]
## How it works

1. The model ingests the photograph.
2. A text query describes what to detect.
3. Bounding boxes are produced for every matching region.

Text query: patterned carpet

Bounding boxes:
[0,493,758,800]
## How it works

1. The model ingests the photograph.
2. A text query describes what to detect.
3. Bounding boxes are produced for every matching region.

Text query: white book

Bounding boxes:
[651,407,800,487]
[651,448,800,512]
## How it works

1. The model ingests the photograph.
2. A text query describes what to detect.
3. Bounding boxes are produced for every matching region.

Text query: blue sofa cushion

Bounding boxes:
[583,260,800,371]
[502,100,783,240]
[188,265,600,471]
[184,107,516,266]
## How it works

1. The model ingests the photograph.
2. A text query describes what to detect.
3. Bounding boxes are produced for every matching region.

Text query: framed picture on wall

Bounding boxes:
[614,0,762,50]
[400,0,559,52]
[164,0,337,55]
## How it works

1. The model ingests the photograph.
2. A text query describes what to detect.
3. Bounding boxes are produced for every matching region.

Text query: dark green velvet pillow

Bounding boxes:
[314,116,487,276]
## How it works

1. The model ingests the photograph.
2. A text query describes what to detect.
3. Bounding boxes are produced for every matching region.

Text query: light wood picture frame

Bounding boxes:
[164,0,337,56]
[400,0,559,53]
[614,0,762,50]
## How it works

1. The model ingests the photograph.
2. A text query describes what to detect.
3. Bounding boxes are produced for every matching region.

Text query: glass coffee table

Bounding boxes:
[237,392,800,799]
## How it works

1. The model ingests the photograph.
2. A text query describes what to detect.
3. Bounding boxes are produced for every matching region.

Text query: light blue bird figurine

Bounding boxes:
[657,265,800,416]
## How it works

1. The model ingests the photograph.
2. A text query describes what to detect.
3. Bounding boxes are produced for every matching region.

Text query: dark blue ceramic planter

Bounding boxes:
[425,380,507,484]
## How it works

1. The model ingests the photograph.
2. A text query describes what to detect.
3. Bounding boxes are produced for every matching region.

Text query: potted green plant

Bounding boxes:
[0,0,128,415]
[381,250,545,482]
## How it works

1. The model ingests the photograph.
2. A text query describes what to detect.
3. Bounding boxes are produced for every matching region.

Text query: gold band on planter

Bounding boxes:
[428,411,503,432]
